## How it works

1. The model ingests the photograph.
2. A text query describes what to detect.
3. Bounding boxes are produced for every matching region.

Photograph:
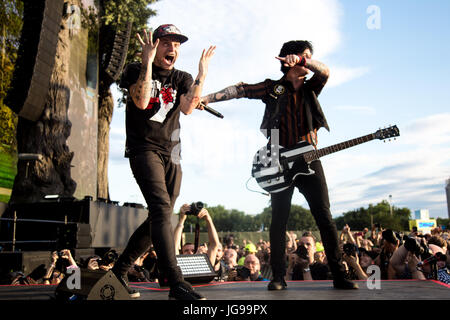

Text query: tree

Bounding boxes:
[97,0,157,199]
[334,200,411,231]
[4,0,158,204]
[0,0,22,152]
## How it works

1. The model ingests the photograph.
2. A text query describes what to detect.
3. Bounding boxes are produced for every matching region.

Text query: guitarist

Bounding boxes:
[200,40,358,290]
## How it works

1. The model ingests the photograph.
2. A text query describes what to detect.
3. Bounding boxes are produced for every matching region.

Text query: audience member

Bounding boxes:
[228,254,268,281]
[288,232,330,281]
[174,204,221,267]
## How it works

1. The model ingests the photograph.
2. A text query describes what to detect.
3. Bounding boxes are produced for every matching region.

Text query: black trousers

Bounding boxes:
[114,150,183,286]
[270,160,345,279]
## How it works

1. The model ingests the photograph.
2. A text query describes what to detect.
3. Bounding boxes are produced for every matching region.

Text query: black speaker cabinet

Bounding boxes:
[55,269,131,300]
[5,0,64,121]
[102,21,132,82]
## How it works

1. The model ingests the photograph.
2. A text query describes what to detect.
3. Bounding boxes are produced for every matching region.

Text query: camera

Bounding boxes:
[235,266,250,279]
[186,201,204,216]
[294,245,309,260]
[404,237,432,260]
[98,249,119,266]
[343,243,359,257]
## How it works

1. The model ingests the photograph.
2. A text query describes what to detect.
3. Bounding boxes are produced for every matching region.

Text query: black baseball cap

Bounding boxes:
[153,24,188,44]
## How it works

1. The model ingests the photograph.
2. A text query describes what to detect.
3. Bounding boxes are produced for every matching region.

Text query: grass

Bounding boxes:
[0,147,17,203]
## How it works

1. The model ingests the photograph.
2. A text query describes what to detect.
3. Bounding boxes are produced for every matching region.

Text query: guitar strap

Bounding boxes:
[194,218,200,253]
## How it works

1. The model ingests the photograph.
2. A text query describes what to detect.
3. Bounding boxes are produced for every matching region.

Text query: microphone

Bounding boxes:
[199,102,224,119]
[417,255,437,266]
[417,252,446,266]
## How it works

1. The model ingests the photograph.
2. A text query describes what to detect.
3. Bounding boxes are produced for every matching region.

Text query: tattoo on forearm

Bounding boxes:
[194,79,201,86]
[305,59,330,79]
[204,85,241,103]
[131,65,152,107]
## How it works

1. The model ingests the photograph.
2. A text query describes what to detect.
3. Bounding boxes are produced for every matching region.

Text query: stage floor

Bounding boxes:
[0,280,449,301]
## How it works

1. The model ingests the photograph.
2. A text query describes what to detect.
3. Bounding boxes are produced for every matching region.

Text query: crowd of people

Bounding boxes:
[1,205,449,287]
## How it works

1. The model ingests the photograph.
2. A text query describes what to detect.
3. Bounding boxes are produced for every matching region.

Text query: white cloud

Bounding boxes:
[147,0,368,90]
[108,2,450,218]
[326,113,450,217]
[326,66,370,88]
[332,105,376,115]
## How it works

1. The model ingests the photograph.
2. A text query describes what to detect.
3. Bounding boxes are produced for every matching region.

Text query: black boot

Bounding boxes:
[333,277,359,290]
[267,275,287,291]
[112,267,141,299]
[169,281,206,300]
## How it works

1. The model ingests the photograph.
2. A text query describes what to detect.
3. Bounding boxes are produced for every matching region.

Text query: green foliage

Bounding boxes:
[102,0,157,62]
[0,0,23,152]
[99,0,158,105]
[181,204,317,232]
[334,200,411,231]
[437,218,450,230]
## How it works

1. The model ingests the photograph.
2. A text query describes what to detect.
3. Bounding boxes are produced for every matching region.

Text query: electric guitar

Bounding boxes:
[251,125,400,194]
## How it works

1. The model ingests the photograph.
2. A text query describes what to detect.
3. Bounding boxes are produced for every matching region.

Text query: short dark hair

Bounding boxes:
[279,40,314,74]
[302,231,316,242]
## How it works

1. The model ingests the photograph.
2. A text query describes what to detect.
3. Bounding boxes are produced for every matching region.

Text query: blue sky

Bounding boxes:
[109,0,450,218]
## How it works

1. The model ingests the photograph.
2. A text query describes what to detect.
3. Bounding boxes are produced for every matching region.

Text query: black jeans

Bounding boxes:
[270,160,345,279]
[114,150,183,286]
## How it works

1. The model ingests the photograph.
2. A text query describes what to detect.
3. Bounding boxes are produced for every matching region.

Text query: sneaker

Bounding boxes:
[112,270,141,299]
[333,278,359,290]
[267,278,287,291]
[169,281,206,300]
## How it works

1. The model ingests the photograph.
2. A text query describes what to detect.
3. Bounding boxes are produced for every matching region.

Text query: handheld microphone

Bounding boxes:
[199,102,224,119]
[417,253,446,266]
[417,255,437,266]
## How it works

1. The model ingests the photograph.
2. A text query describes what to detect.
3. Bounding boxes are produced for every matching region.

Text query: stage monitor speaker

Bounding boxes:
[158,254,217,287]
[55,269,131,300]
[5,0,65,121]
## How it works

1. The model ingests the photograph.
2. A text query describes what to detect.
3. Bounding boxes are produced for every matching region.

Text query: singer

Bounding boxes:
[112,24,215,300]
[200,40,357,290]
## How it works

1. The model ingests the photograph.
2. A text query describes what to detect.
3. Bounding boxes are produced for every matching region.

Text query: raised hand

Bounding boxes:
[137,29,160,65]
[276,54,305,67]
[198,45,216,77]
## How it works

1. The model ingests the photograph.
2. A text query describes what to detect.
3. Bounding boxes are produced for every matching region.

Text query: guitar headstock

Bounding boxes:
[374,125,400,141]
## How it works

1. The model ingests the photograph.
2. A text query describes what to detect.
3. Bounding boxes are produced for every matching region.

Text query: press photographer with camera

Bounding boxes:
[389,236,449,283]
[228,254,268,281]
[288,232,330,281]
[174,202,221,270]
[43,249,78,285]
[341,243,369,281]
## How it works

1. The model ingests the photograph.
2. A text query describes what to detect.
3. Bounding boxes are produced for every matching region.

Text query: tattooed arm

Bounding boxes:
[129,29,159,110]
[201,85,244,105]
[305,59,330,81]
[180,46,216,115]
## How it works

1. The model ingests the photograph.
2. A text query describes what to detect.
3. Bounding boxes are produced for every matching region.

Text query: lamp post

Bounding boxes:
[389,194,393,216]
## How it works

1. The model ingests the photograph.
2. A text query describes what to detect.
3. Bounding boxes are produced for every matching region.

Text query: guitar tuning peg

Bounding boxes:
[383,140,386,143]
[389,139,391,142]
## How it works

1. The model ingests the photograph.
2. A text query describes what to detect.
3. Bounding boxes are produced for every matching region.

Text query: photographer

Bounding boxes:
[373,229,399,279]
[390,236,449,283]
[84,249,118,272]
[174,203,221,269]
[288,232,330,281]
[228,254,268,281]
[43,249,78,285]
[342,244,369,281]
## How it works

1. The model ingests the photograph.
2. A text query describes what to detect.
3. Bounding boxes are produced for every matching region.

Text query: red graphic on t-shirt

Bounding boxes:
[146,97,159,109]
[161,87,174,105]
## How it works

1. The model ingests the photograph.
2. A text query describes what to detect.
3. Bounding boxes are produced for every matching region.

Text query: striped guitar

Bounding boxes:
[251,125,400,194]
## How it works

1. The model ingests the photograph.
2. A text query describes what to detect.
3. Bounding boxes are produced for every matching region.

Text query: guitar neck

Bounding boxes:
[303,133,375,162]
